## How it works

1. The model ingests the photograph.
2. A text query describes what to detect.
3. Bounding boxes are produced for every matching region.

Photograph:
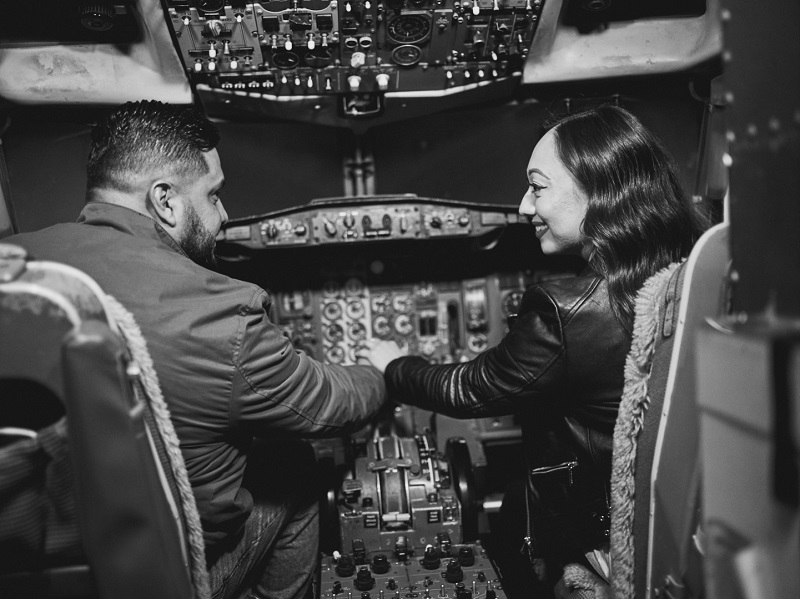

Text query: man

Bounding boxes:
[6,100,387,599]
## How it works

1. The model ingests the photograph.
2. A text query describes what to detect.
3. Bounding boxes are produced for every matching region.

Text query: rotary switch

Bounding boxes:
[80,5,115,31]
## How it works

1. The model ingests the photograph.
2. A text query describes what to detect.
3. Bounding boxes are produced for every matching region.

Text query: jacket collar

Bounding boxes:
[77,201,189,259]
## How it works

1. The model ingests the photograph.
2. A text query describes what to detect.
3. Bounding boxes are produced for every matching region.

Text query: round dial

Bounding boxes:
[386,15,431,45]
[391,45,423,67]
[271,51,300,70]
[304,48,333,69]
[197,0,226,13]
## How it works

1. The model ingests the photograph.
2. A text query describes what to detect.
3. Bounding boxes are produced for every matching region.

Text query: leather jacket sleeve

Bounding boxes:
[384,281,586,417]
[229,288,387,437]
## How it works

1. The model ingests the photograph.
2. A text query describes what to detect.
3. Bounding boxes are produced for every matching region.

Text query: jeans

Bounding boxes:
[207,438,320,599]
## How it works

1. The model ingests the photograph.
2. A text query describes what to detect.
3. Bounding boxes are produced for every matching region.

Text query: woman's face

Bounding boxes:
[519,129,591,259]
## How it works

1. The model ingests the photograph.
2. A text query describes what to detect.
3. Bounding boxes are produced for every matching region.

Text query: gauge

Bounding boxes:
[325,323,345,342]
[394,314,413,336]
[344,277,364,297]
[386,15,431,45]
[305,48,333,69]
[348,322,367,341]
[391,45,423,67]
[392,293,412,313]
[346,300,366,319]
[325,345,345,364]
[323,301,343,321]
[373,316,391,337]
[322,280,340,297]
[271,51,300,70]
[197,0,225,14]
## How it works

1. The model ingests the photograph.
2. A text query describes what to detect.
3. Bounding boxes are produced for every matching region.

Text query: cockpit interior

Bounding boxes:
[0,1,798,599]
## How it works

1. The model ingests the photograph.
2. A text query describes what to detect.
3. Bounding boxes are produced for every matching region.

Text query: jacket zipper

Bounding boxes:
[529,460,579,485]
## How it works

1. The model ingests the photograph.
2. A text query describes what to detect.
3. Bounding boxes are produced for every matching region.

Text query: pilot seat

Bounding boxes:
[0,243,209,598]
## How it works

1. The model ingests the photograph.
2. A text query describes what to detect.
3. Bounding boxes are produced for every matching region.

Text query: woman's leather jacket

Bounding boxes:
[385,273,631,554]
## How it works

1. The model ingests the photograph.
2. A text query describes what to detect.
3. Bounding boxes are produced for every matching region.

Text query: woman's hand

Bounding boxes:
[355,338,408,373]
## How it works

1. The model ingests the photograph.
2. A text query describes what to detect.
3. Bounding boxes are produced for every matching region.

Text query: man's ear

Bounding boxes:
[148,181,178,228]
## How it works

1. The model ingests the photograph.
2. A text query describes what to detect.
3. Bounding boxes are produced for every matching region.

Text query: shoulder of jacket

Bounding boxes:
[523,275,605,318]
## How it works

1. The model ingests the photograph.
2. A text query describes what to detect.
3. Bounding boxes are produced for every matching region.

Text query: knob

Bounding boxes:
[457,546,475,567]
[430,216,442,228]
[307,34,316,49]
[284,35,293,50]
[444,559,464,583]
[354,566,375,591]
[208,43,218,58]
[476,572,487,583]
[348,75,362,92]
[336,555,356,577]
[323,218,337,237]
[394,536,410,561]
[372,554,390,574]
[204,19,225,37]
[332,581,343,595]
[376,73,390,91]
[80,5,115,32]
[421,545,441,570]
[350,51,367,68]
[387,579,398,591]
[343,213,356,229]
[455,583,472,599]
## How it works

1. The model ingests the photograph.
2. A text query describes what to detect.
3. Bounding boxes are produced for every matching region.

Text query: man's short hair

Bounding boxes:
[86,100,220,195]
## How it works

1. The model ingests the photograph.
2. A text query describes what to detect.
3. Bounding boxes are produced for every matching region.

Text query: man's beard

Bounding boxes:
[180,204,218,268]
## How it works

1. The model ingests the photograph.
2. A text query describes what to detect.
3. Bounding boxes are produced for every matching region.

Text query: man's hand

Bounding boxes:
[354,338,408,373]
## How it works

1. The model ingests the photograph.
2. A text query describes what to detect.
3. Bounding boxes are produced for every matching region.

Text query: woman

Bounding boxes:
[358,105,709,597]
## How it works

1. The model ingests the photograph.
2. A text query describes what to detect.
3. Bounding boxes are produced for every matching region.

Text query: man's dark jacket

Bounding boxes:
[385,274,630,554]
[8,202,386,549]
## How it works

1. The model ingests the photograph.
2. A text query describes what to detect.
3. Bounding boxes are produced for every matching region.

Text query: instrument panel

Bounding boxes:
[162,0,544,119]
[217,197,578,367]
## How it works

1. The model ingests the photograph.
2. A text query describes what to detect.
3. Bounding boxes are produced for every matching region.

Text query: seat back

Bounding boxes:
[644,223,730,597]
[0,243,204,598]
[607,223,730,598]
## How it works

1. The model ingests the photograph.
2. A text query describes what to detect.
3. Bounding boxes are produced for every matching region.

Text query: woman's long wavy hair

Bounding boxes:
[548,105,709,332]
